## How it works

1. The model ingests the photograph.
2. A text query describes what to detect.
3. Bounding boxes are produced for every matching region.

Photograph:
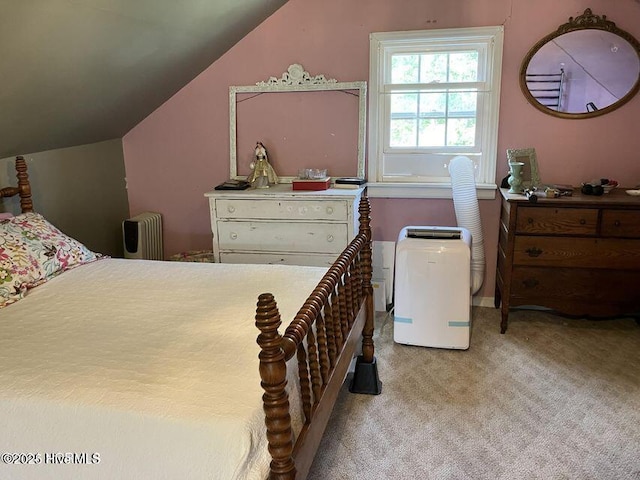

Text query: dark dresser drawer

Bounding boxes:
[510,266,640,316]
[513,236,640,269]
[601,210,640,238]
[516,207,598,235]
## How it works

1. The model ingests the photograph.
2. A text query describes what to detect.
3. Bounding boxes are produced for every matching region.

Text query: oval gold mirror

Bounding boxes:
[520,8,640,119]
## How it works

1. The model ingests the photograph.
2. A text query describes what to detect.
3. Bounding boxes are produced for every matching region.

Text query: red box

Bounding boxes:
[292,177,331,191]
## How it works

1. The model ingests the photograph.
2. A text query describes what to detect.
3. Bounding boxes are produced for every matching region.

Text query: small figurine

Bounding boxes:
[247,142,279,188]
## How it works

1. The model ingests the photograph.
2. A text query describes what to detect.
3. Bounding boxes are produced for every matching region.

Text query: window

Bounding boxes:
[367,26,504,199]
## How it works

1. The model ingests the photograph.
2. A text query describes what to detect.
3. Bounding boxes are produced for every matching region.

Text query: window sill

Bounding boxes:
[366,182,497,200]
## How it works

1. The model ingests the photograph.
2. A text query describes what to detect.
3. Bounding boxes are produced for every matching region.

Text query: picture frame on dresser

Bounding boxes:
[506,147,541,189]
[229,63,367,183]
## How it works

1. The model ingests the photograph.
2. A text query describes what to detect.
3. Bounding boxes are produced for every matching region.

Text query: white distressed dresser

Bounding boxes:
[204,185,365,266]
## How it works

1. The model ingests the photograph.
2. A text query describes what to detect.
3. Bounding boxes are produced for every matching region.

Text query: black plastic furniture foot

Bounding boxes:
[349,355,382,395]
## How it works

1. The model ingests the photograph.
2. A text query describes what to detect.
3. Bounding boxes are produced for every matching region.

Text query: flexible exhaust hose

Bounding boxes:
[449,156,485,295]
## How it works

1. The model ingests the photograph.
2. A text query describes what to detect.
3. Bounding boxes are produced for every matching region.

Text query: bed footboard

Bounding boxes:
[256,194,379,480]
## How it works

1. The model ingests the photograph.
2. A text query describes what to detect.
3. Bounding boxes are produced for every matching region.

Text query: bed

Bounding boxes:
[0,156,380,480]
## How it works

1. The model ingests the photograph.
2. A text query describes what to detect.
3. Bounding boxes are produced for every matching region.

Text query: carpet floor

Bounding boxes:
[307,307,640,480]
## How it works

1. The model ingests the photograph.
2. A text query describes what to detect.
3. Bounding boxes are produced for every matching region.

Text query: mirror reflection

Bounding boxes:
[520,9,640,118]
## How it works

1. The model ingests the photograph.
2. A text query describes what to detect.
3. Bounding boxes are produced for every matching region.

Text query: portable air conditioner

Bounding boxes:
[394,226,472,349]
[123,212,163,260]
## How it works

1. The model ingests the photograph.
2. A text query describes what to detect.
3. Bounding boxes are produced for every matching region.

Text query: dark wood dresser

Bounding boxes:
[495,188,640,333]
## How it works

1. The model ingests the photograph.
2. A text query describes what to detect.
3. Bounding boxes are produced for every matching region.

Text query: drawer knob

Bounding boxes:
[527,218,533,224]
[327,234,334,242]
[227,205,236,213]
[230,232,238,240]
[580,219,586,225]
[326,206,334,214]
[614,220,621,227]
[525,247,543,257]
[522,278,539,288]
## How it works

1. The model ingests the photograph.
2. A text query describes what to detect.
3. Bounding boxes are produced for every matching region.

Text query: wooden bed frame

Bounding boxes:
[3,156,379,480]
[257,194,379,479]
[0,156,33,213]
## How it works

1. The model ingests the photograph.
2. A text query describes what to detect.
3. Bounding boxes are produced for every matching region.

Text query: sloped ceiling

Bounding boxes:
[0,0,288,159]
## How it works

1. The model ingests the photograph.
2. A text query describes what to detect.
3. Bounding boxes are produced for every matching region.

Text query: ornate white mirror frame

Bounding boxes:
[229,63,367,182]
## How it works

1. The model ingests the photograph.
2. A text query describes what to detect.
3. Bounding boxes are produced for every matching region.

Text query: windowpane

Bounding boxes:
[448,90,477,114]
[418,119,446,146]
[419,91,446,116]
[419,54,448,83]
[447,118,476,146]
[390,118,417,147]
[390,93,418,116]
[449,52,479,82]
[391,55,420,83]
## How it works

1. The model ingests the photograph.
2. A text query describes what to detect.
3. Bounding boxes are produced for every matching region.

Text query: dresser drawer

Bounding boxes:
[516,207,598,235]
[220,252,336,266]
[601,210,640,238]
[217,221,348,254]
[513,236,640,269]
[510,266,640,314]
[215,199,348,221]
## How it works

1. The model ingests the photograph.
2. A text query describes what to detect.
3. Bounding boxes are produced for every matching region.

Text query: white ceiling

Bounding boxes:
[0,0,288,158]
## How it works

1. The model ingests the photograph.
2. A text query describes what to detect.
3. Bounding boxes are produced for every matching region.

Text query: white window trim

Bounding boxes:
[367,26,504,200]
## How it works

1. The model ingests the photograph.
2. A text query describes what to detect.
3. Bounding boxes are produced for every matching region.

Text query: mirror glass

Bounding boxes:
[230,64,367,182]
[520,9,640,118]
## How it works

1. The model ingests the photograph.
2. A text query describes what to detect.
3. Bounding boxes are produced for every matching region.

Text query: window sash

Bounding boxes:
[383,89,487,153]
[368,26,503,193]
[380,82,488,93]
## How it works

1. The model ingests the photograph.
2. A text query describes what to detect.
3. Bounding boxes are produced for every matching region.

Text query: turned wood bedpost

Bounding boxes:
[15,156,33,213]
[0,156,33,213]
[358,195,375,364]
[256,293,296,480]
[348,194,382,395]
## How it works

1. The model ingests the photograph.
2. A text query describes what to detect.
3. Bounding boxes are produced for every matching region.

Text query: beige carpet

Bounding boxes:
[307,307,640,480]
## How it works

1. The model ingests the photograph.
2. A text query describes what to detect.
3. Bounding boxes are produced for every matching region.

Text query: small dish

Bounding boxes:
[625,189,640,196]
[307,168,327,179]
[298,168,328,180]
[603,184,616,194]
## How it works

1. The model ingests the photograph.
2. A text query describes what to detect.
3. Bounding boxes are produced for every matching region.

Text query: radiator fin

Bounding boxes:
[123,212,163,260]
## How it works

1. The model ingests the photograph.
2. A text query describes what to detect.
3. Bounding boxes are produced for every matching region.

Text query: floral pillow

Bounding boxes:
[0,232,43,307]
[0,212,102,307]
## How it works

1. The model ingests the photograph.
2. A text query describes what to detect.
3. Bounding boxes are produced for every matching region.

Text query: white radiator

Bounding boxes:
[123,212,163,260]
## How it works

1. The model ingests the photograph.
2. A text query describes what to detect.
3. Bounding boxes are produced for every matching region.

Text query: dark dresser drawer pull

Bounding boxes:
[580,219,586,225]
[527,218,534,224]
[614,220,621,227]
[522,278,539,288]
[525,247,543,257]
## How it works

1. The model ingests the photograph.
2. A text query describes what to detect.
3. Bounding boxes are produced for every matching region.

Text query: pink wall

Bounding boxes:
[235,90,361,178]
[123,0,640,300]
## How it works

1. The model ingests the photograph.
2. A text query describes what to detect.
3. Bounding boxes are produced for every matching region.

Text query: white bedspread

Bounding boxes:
[0,259,327,480]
